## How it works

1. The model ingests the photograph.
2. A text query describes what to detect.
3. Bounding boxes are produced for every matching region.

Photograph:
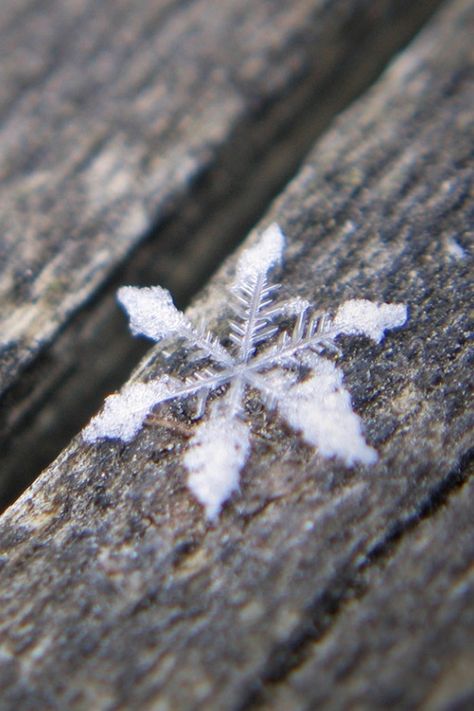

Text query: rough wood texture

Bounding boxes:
[0,0,443,503]
[260,467,474,711]
[0,0,472,709]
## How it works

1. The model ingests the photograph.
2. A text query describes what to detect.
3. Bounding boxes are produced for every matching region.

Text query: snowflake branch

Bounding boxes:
[118,285,234,366]
[249,315,342,371]
[187,322,234,366]
[230,274,280,361]
[229,223,285,362]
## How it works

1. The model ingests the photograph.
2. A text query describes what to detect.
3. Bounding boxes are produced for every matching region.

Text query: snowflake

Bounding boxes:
[83,224,407,519]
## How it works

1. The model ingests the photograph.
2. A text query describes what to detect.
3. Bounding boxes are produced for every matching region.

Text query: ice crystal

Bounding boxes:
[83,224,407,519]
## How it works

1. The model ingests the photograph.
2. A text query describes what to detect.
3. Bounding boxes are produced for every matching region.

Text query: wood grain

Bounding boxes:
[0,0,443,503]
[0,0,472,708]
[259,466,474,710]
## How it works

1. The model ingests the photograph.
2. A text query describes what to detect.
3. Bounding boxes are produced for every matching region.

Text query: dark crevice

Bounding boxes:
[0,0,445,508]
[364,452,473,564]
[235,449,474,710]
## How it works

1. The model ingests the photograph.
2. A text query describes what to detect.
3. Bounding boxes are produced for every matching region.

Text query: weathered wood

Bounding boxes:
[0,0,472,709]
[259,467,474,711]
[0,0,444,504]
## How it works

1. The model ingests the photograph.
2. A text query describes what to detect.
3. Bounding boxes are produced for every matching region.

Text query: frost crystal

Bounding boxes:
[83,223,407,519]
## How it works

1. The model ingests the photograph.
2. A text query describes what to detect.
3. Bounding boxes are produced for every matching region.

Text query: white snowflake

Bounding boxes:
[83,224,407,519]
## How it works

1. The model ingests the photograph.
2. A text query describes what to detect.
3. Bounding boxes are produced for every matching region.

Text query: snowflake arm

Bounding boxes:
[184,402,251,520]
[270,357,377,465]
[249,299,407,372]
[234,222,285,283]
[250,356,377,465]
[118,286,233,365]
[83,368,236,444]
[230,223,285,362]
[118,286,189,341]
[83,378,179,443]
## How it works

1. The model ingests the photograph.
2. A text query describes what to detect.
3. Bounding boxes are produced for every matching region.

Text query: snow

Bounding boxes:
[278,358,377,465]
[118,285,189,341]
[184,405,250,520]
[235,222,285,282]
[83,379,176,443]
[334,299,407,344]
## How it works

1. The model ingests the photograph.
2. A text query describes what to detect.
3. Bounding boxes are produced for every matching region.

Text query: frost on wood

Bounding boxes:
[83,223,407,519]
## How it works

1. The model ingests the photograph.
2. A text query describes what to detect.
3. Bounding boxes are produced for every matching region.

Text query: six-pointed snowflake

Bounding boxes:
[83,224,407,519]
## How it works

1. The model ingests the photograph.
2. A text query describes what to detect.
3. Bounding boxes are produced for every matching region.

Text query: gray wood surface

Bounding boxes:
[0,0,443,504]
[0,0,472,709]
[261,467,474,711]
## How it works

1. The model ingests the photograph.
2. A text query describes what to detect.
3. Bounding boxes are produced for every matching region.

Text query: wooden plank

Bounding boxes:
[259,469,474,711]
[0,0,472,709]
[0,0,444,504]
